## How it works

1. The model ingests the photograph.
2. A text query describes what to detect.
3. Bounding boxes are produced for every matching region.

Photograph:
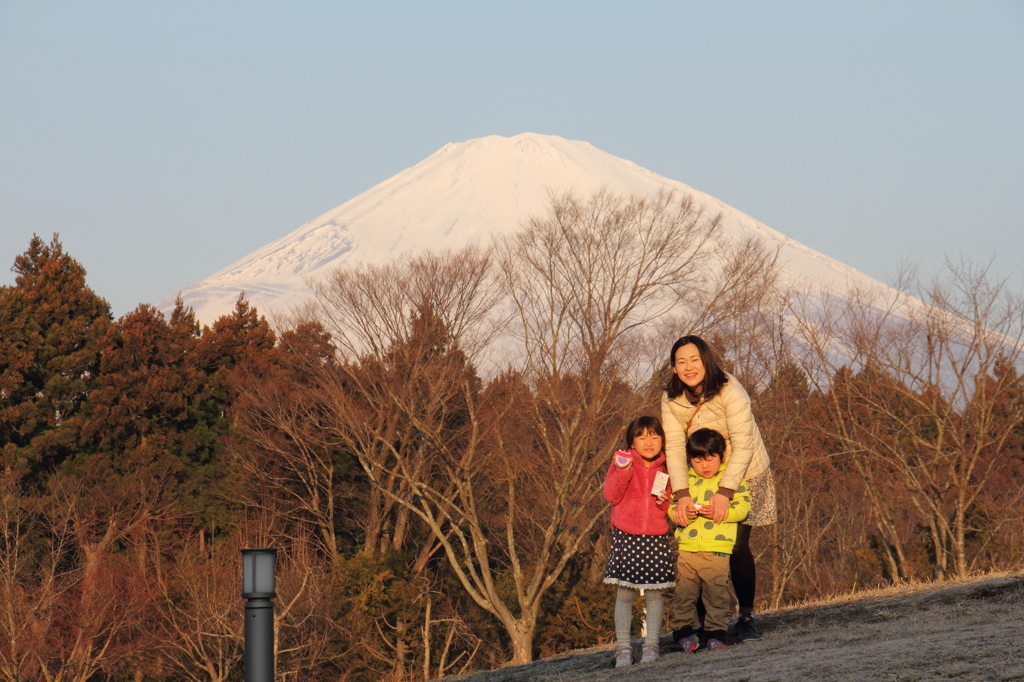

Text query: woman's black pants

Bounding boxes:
[731,524,755,610]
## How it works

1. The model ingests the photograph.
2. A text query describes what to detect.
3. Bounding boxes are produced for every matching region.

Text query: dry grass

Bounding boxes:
[772,570,1024,610]
[450,573,1024,681]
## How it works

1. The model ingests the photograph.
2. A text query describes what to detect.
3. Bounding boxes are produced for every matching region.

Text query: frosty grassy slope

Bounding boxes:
[450,575,1024,682]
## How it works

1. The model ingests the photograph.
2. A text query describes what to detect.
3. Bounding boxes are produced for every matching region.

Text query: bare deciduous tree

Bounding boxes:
[790,259,1024,580]
[307,245,499,562]
[154,535,243,682]
[13,475,160,682]
[231,323,345,561]
[478,189,728,662]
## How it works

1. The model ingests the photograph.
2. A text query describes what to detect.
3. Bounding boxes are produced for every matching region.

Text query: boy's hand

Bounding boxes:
[672,497,697,525]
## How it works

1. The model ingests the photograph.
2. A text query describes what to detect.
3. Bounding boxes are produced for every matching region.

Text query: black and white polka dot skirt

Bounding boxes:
[603,527,676,590]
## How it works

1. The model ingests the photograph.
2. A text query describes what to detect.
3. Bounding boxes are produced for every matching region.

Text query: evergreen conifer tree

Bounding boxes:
[0,234,111,485]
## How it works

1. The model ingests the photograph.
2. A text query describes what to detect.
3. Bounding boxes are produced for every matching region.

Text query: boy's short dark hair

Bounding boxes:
[624,415,665,450]
[686,428,725,462]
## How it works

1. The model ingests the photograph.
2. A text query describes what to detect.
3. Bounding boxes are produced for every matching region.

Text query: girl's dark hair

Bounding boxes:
[686,428,726,462]
[665,335,729,401]
[624,415,665,450]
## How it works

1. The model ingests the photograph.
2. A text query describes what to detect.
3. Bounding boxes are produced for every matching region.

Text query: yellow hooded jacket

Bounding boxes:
[671,469,750,555]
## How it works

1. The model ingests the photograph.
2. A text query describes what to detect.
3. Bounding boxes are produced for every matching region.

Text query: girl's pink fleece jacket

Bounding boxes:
[603,449,672,536]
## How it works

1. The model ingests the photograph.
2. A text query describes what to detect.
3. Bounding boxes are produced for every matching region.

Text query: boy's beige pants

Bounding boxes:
[669,551,732,633]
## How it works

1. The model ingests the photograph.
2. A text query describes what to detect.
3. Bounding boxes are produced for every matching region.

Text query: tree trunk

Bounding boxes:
[363,485,383,554]
[952,495,968,578]
[506,618,536,666]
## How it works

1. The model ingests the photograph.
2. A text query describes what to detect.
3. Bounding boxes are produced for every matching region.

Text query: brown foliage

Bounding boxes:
[3,209,1023,680]
[788,259,1024,581]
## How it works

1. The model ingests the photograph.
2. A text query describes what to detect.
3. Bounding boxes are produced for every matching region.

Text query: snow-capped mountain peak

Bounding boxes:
[160,132,878,324]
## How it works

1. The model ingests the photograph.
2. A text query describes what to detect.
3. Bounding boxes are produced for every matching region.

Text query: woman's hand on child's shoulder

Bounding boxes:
[612,451,633,470]
[709,493,730,524]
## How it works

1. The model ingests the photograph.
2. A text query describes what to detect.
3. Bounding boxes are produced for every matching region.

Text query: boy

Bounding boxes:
[669,428,751,652]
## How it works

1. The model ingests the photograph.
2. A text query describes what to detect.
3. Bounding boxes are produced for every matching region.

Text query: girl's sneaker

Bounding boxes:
[640,643,660,663]
[706,638,726,651]
[677,634,700,653]
[614,646,633,668]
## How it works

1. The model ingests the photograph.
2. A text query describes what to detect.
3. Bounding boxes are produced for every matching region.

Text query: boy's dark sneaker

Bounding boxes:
[676,634,699,654]
[701,628,728,647]
[706,637,726,651]
[735,616,761,642]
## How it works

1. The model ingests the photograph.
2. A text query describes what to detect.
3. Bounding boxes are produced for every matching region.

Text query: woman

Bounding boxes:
[661,335,776,642]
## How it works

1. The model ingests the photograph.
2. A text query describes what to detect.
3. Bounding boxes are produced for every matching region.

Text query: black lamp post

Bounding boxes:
[241,548,277,682]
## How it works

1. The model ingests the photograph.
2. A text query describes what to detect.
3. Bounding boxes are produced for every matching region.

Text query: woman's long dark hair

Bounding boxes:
[665,335,729,401]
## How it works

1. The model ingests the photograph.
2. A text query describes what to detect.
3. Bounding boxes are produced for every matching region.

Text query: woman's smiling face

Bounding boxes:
[673,343,706,390]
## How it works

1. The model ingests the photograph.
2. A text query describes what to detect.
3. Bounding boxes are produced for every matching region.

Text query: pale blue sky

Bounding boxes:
[2,1,1022,317]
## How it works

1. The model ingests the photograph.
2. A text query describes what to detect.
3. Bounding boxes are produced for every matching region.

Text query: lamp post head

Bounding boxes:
[241,548,277,599]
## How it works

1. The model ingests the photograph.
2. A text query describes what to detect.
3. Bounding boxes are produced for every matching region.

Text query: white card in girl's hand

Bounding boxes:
[651,471,670,496]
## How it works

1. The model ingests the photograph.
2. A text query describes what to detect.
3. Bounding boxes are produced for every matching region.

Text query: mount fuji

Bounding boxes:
[160,133,883,325]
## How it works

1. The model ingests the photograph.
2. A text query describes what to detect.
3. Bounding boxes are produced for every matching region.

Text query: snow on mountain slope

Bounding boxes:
[160,133,885,325]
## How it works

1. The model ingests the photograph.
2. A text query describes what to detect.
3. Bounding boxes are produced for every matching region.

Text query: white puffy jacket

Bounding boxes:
[661,372,771,498]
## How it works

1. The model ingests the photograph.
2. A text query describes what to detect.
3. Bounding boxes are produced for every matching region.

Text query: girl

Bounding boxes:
[661,335,777,643]
[603,415,675,667]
